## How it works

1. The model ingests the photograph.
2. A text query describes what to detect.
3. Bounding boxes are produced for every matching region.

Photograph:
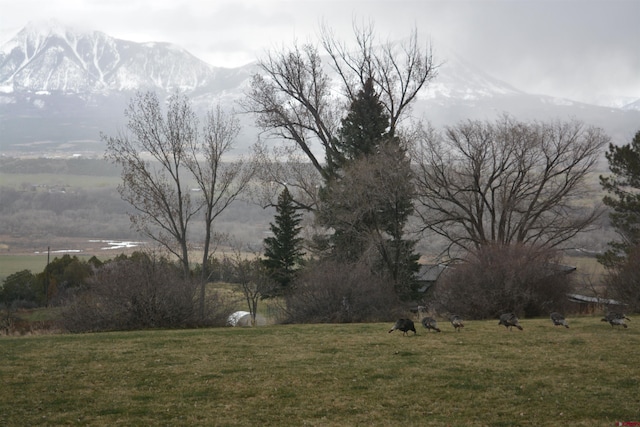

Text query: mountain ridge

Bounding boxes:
[0,21,638,157]
[0,20,225,94]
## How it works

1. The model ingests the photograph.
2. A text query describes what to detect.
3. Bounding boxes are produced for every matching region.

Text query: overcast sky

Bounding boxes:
[1,0,638,105]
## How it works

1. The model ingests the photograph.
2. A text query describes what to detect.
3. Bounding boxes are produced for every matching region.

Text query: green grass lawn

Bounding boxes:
[0,254,50,283]
[1,316,638,426]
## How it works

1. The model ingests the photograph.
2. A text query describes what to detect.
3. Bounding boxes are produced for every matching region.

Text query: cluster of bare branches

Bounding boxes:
[281,259,401,323]
[242,22,436,207]
[433,244,573,319]
[62,252,234,332]
[103,92,255,285]
[411,116,609,258]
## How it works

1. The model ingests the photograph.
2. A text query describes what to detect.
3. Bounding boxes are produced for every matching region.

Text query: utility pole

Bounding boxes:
[45,246,50,307]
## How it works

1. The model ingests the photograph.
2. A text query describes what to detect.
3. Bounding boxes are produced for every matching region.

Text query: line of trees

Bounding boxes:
[102,22,627,322]
[242,22,615,319]
[6,21,634,331]
[0,254,100,308]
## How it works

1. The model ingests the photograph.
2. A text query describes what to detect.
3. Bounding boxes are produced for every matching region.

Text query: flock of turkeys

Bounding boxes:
[388,311,631,335]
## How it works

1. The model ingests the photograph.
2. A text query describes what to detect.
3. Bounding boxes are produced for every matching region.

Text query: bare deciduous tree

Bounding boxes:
[223,246,273,326]
[317,143,418,297]
[184,105,255,315]
[412,116,609,256]
[242,21,436,205]
[103,92,254,286]
[243,44,338,182]
[104,92,197,277]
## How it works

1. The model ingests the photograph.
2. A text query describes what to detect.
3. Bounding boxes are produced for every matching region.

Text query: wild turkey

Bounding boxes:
[388,318,417,335]
[601,312,630,328]
[550,312,569,328]
[498,313,523,331]
[450,315,464,332]
[421,317,441,332]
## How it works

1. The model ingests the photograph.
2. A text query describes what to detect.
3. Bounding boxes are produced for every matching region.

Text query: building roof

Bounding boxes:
[567,293,623,306]
[416,264,447,293]
[416,264,447,282]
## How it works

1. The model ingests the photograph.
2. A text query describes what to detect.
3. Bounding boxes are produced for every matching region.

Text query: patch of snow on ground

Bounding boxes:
[88,239,145,250]
[34,249,82,254]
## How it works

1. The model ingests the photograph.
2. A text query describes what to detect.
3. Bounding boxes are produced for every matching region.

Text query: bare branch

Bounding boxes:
[104,92,253,284]
[412,116,609,253]
[243,21,436,204]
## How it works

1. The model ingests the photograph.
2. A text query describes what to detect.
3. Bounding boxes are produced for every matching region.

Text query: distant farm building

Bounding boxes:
[416,264,447,293]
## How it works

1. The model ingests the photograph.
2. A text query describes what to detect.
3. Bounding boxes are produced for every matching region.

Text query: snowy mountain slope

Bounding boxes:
[622,98,640,111]
[0,21,638,157]
[0,20,223,93]
[420,50,522,102]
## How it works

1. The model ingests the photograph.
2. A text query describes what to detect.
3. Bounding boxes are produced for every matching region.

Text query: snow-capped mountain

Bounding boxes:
[421,50,523,102]
[0,21,638,157]
[0,21,254,156]
[622,98,640,111]
[0,20,223,93]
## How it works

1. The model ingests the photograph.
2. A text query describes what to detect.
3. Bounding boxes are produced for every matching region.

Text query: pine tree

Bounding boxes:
[318,78,419,298]
[262,187,305,296]
[599,130,640,267]
[337,78,390,160]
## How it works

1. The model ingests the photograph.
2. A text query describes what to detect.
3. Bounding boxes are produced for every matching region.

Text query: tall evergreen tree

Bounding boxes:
[599,130,640,267]
[262,187,305,296]
[318,78,419,298]
[327,78,390,173]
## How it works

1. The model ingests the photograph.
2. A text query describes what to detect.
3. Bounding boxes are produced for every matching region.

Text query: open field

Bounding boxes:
[1,317,638,426]
[0,236,144,282]
[0,172,121,190]
[0,255,49,281]
[0,157,613,286]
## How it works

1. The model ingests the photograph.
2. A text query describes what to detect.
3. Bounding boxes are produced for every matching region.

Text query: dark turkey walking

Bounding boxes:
[388,318,416,335]
[550,312,569,328]
[498,313,523,331]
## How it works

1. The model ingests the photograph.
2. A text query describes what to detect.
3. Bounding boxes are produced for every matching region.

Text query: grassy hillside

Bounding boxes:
[1,317,638,426]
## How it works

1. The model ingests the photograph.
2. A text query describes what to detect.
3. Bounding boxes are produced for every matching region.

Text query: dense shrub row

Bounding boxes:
[62,253,233,332]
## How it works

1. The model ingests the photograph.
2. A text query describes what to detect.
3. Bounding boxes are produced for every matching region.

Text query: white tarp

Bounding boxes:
[227,311,250,326]
[226,311,268,327]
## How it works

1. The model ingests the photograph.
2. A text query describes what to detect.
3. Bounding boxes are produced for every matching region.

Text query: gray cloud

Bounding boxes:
[425,1,640,102]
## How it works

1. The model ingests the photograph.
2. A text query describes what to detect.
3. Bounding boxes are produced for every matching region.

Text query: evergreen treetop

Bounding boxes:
[600,130,640,267]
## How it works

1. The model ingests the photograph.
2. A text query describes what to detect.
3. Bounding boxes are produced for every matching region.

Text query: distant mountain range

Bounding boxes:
[1,20,639,157]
